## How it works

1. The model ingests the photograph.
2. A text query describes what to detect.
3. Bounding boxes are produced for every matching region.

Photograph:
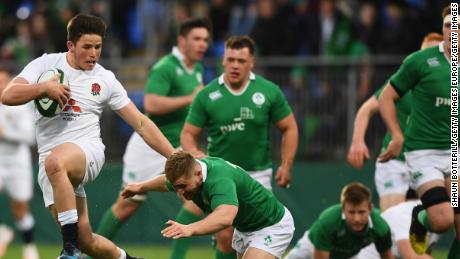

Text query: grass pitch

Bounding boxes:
[1,243,448,258]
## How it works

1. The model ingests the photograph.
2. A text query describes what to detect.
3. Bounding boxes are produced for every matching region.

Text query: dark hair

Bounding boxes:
[179,17,211,37]
[225,35,256,55]
[442,5,451,19]
[67,14,107,43]
[340,182,372,206]
[165,151,197,183]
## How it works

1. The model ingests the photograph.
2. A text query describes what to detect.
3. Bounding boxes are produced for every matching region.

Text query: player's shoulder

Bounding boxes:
[252,74,279,89]
[318,204,343,223]
[92,63,116,81]
[370,208,391,234]
[404,45,440,64]
[152,54,177,71]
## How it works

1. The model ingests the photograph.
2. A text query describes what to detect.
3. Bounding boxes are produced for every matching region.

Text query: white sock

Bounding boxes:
[16,213,34,231]
[57,209,78,226]
[117,247,126,259]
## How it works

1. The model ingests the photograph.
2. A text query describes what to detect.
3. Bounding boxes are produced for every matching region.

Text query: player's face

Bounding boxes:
[223,47,254,87]
[182,28,209,62]
[172,170,202,200]
[343,201,371,232]
[67,34,103,71]
[442,15,452,54]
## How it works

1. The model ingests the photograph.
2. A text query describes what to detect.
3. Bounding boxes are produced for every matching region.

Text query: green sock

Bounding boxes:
[447,239,460,259]
[95,208,123,239]
[417,209,433,231]
[169,208,202,259]
[216,249,236,259]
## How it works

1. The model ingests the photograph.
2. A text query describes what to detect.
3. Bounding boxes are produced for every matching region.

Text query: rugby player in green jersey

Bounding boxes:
[95,18,210,259]
[181,35,298,259]
[121,151,295,259]
[347,33,442,212]
[285,183,394,259]
[379,5,458,257]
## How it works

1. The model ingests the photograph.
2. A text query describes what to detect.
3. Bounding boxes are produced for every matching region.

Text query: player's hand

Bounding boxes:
[161,220,193,239]
[378,135,403,162]
[347,141,370,169]
[275,166,291,188]
[41,75,71,108]
[120,183,144,199]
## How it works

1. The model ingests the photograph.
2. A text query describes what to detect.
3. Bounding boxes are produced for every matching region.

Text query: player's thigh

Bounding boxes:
[379,194,405,212]
[374,159,409,198]
[405,149,450,191]
[242,247,277,259]
[45,142,87,185]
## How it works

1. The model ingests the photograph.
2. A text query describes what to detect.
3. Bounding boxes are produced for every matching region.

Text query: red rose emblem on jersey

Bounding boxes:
[91,83,101,96]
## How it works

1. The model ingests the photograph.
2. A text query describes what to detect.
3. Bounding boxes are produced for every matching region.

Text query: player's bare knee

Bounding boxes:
[44,155,66,178]
[430,211,454,232]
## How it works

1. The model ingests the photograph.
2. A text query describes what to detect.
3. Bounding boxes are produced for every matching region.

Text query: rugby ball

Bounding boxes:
[35,68,67,117]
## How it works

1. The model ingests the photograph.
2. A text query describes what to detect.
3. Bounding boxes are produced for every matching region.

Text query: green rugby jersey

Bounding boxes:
[145,47,204,147]
[186,73,292,171]
[308,204,392,258]
[390,43,452,151]
[166,157,286,232]
[374,84,411,160]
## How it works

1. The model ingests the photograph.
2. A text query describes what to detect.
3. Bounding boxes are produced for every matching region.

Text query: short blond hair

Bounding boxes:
[340,182,372,207]
[164,151,196,183]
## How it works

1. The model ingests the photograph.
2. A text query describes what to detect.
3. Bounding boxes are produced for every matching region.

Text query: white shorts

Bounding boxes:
[232,207,294,258]
[0,162,33,202]
[374,159,410,197]
[285,230,359,259]
[405,149,450,189]
[248,168,273,191]
[122,133,175,184]
[38,140,105,207]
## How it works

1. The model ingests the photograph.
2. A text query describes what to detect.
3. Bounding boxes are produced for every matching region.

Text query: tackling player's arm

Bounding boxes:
[121,175,169,198]
[181,122,206,158]
[347,95,379,169]
[397,240,433,259]
[144,84,203,115]
[116,102,175,158]
[313,249,330,259]
[1,76,70,107]
[161,204,238,239]
[275,113,298,188]
[378,83,403,162]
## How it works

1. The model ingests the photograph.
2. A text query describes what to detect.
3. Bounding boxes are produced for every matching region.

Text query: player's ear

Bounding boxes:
[67,41,75,52]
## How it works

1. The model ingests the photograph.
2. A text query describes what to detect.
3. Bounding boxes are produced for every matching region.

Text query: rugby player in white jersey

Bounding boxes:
[1,14,174,259]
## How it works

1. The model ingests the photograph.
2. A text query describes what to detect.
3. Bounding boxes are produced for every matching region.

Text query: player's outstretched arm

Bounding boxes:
[181,122,206,158]
[1,76,70,107]
[116,102,175,158]
[121,175,169,199]
[397,240,433,259]
[161,204,237,239]
[347,96,379,169]
[378,84,403,162]
[275,113,298,188]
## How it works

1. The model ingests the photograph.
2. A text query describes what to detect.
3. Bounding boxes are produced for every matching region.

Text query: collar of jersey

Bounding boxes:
[172,46,195,75]
[438,41,451,63]
[196,159,208,182]
[218,73,256,96]
[341,212,374,229]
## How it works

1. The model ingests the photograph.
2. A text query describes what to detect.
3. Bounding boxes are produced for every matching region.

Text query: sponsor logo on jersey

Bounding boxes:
[427,57,440,67]
[176,67,184,76]
[435,97,451,107]
[91,83,101,96]
[209,90,222,101]
[240,107,254,119]
[252,92,265,106]
[220,122,245,133]
[61,98,82,121]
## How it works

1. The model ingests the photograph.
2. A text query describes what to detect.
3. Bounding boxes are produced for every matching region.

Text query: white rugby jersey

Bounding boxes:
[17,53,130,154]
[0,102,35,166]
